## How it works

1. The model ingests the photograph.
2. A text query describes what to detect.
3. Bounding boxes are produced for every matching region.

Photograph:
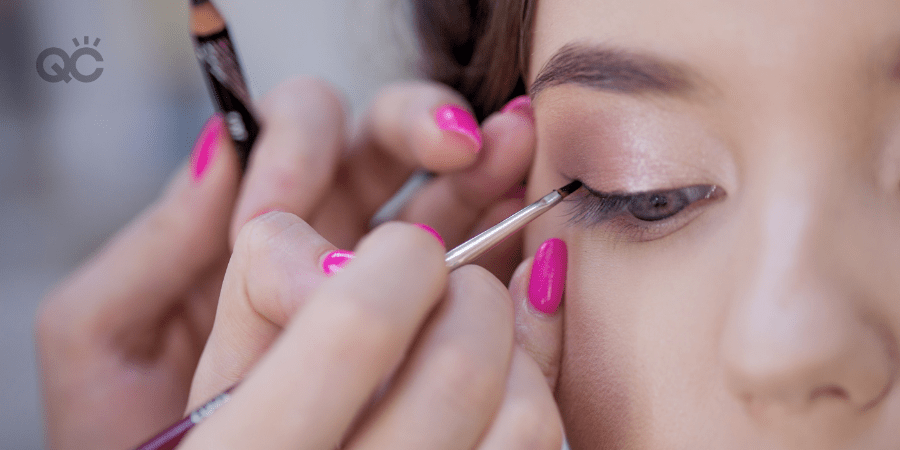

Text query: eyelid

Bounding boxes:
[563,180,723,241]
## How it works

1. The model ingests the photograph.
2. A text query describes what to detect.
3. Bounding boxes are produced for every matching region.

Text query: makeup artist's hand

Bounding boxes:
[228,78,536,283]
[180,214,563,449]
[36,76,536,450]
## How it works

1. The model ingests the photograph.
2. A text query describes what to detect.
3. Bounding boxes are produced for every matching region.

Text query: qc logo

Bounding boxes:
[37,36,103,83]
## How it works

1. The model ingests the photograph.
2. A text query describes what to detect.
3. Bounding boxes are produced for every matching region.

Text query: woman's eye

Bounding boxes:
[626,185,716,221]
[565,181,722,240]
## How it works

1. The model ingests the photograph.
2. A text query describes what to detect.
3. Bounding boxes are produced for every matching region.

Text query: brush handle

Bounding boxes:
[132,387,235,450]
[445,189,564,270]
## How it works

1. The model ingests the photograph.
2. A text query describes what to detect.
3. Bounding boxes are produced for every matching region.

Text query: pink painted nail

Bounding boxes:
[191,114,224,182]
[528,238,567,315]
[415,223,445,247]
[322,250,355,276]
[500,95,533,121]
[435,105,483,152]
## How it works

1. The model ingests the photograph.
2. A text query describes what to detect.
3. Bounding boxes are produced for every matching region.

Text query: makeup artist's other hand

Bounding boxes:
[228,78,535,284]
[35,80,351,450]
[34,112,252,449]
[181,215,563,449]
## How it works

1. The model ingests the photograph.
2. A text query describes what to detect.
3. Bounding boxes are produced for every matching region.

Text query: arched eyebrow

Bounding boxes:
[530,43,700,99]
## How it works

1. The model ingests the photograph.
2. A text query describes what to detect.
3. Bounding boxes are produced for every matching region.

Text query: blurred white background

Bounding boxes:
[0,0,414,447]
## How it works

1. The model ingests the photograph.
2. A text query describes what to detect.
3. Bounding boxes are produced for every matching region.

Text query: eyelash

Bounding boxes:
[564,181,723,241]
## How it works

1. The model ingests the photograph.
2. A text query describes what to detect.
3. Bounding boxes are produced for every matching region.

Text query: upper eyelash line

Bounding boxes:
[559,179,721,226]
[562,184,639,226]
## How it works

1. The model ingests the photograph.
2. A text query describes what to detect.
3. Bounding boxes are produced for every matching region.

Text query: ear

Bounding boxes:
[507,238,567,388]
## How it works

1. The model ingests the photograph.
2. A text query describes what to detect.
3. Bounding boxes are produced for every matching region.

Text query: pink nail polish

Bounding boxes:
[500,95,533,121]
[191,114,223,182]
[322,250,355,276]
[528,238,567,315]
[435,105,483,152]
[414,223,445,247]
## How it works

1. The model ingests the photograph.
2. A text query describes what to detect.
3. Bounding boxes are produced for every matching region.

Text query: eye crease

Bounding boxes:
[564,180,722,240]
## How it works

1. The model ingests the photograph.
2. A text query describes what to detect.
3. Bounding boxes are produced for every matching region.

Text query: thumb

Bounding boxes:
[508,238,566,388]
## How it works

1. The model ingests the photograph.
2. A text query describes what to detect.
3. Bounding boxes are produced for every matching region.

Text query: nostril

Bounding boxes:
[809,385,849,402]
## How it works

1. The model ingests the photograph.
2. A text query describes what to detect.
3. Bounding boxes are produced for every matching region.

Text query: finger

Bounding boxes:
[228,77,346,246]
[311,82,483,239]
[38,113,240,341]
[186,211,338,410]
[475,348,564,450]
[507,238,567,388]
[344,265,514,450]
[180,223,447,450]
[359,81,482,173]
[400,96,535,247]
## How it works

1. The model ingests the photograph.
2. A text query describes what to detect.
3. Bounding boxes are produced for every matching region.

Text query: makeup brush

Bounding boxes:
[131,180,583,450]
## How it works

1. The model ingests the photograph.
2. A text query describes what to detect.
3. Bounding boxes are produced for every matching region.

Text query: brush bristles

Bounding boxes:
[557,180,583,196]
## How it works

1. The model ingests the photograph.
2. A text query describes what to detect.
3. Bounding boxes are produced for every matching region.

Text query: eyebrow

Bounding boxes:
[530,43,698,98]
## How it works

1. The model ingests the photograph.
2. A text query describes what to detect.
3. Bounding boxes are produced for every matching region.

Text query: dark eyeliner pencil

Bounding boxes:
[190,0,260,171]
[129,180,582,450]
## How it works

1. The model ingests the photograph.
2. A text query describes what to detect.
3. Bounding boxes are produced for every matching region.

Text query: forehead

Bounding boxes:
[529,0,900,84]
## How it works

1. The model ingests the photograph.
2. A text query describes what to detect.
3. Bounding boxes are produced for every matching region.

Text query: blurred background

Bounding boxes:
[0,0,415,447]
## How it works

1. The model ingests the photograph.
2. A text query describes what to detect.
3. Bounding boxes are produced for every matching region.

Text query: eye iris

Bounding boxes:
[629,190,687,221]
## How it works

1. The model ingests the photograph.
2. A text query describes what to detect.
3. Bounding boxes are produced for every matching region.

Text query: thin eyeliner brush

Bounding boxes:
[131,180,583,450]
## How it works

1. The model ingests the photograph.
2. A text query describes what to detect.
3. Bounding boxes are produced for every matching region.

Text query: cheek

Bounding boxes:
[558,232,739,447]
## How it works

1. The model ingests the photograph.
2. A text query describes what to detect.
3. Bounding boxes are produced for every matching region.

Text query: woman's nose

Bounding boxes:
[721,291,893,414]
[719,196,896,420]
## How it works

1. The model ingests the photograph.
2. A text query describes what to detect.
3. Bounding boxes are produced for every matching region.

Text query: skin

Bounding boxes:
[37,78,564,449]
[523,0,900,448]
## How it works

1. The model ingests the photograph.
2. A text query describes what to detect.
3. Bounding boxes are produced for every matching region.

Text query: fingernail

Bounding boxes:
[191,114,223,182]
[414,223,445,247]
[322,250,355,276]
[500,95,533,121]
[528,238,567,315]
[435,105,482,152]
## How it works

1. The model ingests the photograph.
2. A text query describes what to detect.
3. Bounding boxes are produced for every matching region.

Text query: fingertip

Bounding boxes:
[414,223,445,248]
[434,104,483,152]
[322,249,355,276]
[499,95,534,123]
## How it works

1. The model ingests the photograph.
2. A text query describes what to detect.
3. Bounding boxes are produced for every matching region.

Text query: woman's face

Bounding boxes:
[524,0,900,448]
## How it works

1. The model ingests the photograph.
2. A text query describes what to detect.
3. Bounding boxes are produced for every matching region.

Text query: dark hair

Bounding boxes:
[412,0,536,121]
